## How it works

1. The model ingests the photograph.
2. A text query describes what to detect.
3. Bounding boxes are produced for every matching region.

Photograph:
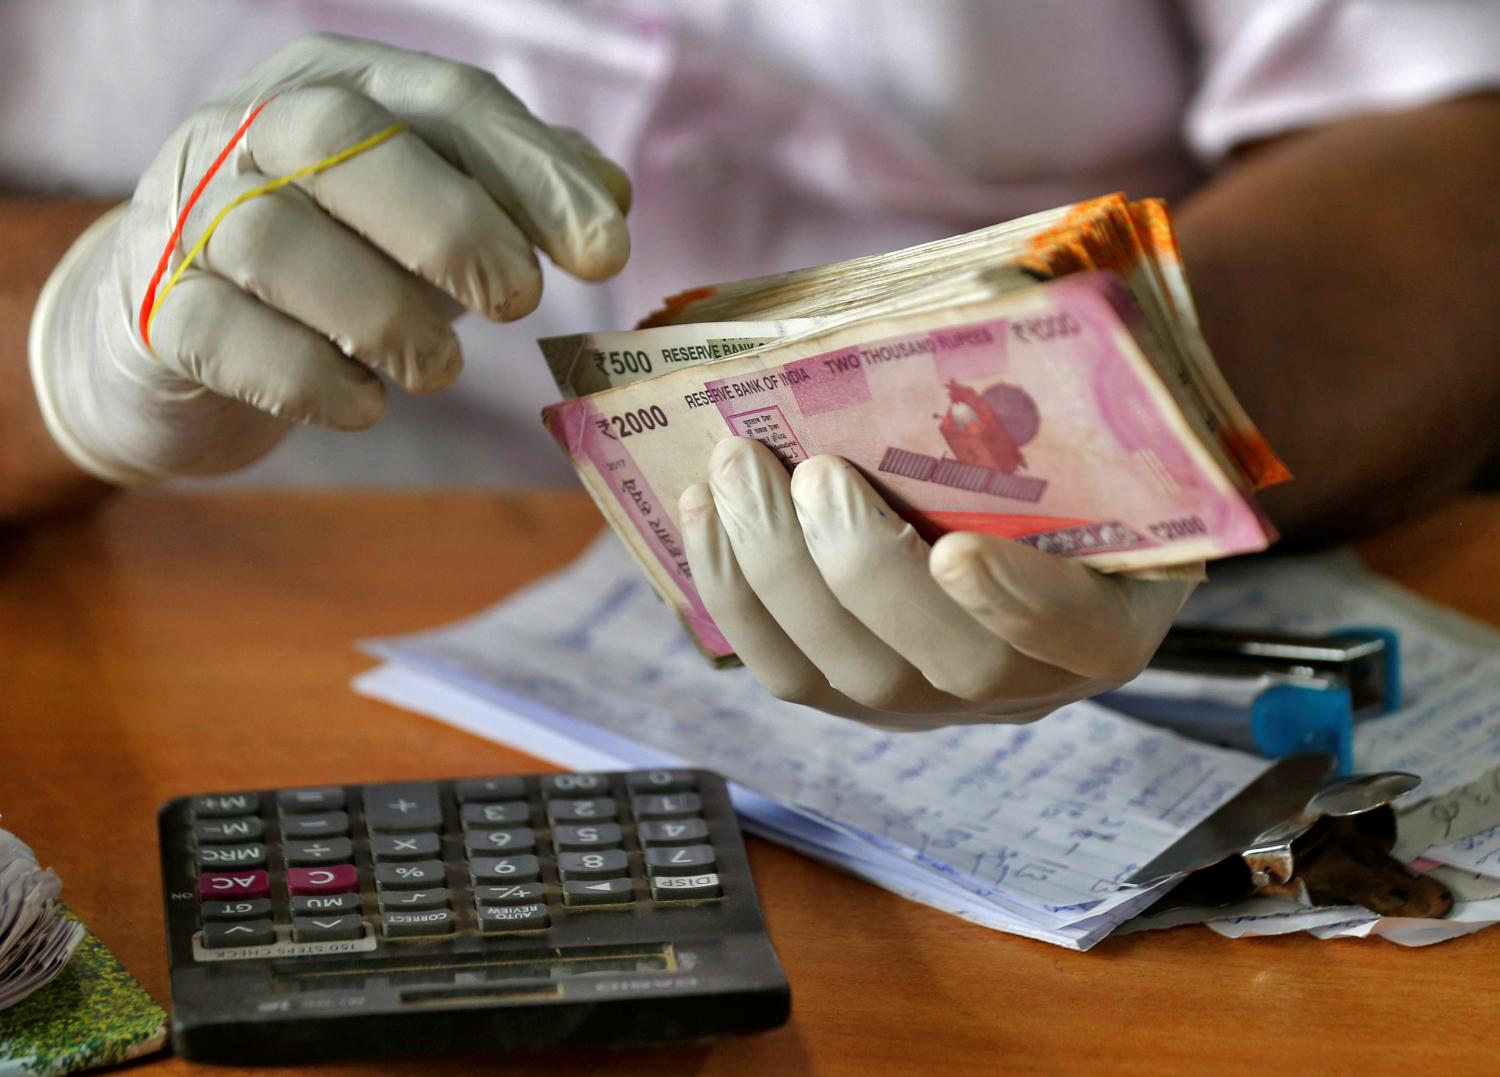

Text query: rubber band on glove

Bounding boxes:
[29,33,632,486]
[679,437,1199,731]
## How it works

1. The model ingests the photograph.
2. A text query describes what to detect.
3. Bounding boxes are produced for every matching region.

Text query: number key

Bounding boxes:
[552,823,623,850]
[461,802,530,828]
[540,773,610,797]
[645,844,716,876]
[632,793,701,819]
[626,770,697,794]
[464,827,536,855]
[547,798,616,823]
[638,819,709,847]
[557,850,628,881]
[470,855,541,883]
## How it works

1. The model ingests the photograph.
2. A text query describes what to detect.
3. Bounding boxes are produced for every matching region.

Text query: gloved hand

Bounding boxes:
[679,438,1199,731]
[29,33,631,484]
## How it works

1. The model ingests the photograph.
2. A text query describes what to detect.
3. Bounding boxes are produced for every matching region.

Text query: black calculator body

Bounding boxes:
[158,770,790,1063]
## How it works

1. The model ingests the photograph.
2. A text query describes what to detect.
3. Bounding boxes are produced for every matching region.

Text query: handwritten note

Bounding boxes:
[364,535,1263,946]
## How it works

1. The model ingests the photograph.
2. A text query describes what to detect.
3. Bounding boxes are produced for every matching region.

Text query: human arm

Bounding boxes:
[5,33,630,524]
[0,198,118,524]
[1178,92,1500,541]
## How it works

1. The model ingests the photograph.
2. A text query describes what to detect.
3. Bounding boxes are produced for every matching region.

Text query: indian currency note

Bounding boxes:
[538,319,828,398]
[543,272,1278,660]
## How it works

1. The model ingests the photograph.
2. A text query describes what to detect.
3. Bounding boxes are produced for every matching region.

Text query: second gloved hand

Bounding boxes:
[29,33,631,485]
[679,438,1199,731]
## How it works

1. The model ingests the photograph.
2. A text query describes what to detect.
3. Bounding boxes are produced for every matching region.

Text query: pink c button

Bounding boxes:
[287,865,359,896]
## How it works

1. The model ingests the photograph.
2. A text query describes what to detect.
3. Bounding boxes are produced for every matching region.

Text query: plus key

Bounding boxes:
[363,783,442,832]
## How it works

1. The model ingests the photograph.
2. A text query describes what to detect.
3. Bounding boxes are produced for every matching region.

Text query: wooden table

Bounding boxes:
[3,492,1497,1076]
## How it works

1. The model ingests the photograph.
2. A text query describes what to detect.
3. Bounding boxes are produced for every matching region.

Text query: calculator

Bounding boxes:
[157,770,790,1063]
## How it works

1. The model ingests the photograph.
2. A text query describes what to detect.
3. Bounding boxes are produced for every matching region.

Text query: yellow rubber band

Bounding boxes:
[146,122,409,352]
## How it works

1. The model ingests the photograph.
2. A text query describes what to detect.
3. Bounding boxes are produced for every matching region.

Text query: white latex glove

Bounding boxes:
[679,438,1199,731]
[29,33,631,484]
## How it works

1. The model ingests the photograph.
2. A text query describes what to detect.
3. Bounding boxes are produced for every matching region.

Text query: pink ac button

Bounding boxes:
[287,865,358,896]
[197,870,270,900]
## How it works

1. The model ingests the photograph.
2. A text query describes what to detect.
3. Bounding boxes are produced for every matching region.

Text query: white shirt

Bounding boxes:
[5,0,1498,487]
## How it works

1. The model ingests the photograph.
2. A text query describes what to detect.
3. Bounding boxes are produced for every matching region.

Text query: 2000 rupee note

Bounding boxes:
[543,272,1280,660]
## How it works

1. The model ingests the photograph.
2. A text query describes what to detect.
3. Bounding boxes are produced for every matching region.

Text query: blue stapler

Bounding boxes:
[1098,625,1400,772]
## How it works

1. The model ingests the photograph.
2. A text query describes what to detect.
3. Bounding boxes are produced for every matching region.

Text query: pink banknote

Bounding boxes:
[545,273,1277,659]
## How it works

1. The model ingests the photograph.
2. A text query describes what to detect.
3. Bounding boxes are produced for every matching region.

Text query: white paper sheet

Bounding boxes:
[359,540,1500,949]
[358,535,1266,949]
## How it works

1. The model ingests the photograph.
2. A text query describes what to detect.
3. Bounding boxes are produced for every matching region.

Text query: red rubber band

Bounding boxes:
[137,98,274,350]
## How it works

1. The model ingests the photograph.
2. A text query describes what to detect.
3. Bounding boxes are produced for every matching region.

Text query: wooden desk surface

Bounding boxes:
[3,492,1497,1076]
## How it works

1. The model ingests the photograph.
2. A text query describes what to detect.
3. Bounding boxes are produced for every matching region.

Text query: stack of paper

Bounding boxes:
[0,830,82,1012]
[358,540,1500,949]
[358,535,1266,950]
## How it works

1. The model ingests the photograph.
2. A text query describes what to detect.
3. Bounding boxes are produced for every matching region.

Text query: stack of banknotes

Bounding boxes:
[539,194,1290,661]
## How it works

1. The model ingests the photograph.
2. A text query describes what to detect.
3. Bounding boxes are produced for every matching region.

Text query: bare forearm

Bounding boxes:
[0,198,118,524]
[1177,94,1500,542]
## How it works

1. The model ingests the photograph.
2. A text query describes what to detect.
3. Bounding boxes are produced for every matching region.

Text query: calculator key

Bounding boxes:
[557,850,629,881]
[192,793,260,818]
[291,893,361,915]
[378,887,450,911]
[539,773,612,797]
[638,819,709,847]
[552,823,623,851]
[382,910,455,938]
[284,838,354,866]
[193,817,263,844]
[562,878,635,906]
[477,903,549,933]
[201,899,272,922]
[287,865,359,896]
[198,870,270,900]
[473,882,545,905]
[195,843,267,870]
[632,794,702,819]
[547,798,617,823]
[202,919,275,948]
[626,770,698,794]
[650,873,723,902]
[454,776,526,802]
[292,914,364,943]
[276,786,346,813]
[375,860,446,890]
[464,827,536,855]
[280,811,350,839]
[363,782,443,831]
[460,801,530,828]
[645,845,717,876]
[470,855,541,883]
[371,832,441,862]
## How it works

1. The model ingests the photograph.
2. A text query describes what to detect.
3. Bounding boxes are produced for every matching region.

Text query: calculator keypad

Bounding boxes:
[182,771,725,954]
